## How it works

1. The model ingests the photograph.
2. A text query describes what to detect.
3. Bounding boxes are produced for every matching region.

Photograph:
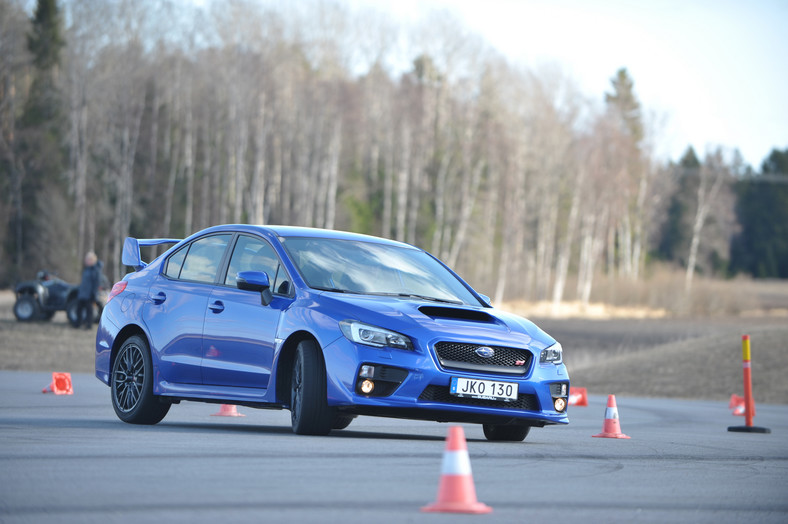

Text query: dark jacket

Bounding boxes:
[77,261,103,301]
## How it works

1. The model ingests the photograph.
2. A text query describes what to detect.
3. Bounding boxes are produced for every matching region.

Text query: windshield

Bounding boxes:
[281,237,482,306]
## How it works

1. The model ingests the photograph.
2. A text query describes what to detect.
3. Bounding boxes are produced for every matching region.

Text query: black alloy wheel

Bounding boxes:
[111,335,170,425]
[290,339,335,435]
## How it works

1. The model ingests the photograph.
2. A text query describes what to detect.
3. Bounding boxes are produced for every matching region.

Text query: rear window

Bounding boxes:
[165,234,232,283]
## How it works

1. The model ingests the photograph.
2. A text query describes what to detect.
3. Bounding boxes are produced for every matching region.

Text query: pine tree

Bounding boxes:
[605,67,643,145]
[731,149,788,278]
[657,146,700,263]
[11,0,67,278]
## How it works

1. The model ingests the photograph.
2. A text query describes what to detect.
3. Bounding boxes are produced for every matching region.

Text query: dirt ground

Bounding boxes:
[1,290,786,404]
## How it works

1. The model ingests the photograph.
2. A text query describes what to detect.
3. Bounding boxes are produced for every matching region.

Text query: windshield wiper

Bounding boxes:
[372,292,462,305]
[312,286,355,294]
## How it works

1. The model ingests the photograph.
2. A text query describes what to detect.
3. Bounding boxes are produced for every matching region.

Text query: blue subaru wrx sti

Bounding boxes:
[95,225,569,441]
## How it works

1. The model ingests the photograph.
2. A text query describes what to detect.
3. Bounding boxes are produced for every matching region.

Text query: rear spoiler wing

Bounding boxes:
[122,237,181,271]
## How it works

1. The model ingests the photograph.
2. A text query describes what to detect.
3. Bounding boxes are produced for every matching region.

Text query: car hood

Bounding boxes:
[313,292,556,351]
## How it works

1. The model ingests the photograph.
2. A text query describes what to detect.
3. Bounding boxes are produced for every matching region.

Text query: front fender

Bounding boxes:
[15,281,44,296]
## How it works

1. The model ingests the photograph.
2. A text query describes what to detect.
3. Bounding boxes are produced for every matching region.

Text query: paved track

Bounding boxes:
[2,371,786,523]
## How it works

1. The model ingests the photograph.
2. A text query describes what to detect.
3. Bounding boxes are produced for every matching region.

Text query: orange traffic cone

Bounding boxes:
[421,426,493,514]
[568,386,588,407]
[42,372,73,395]
[729,394,745,416]
[592,394,630,439]
[211,404,245,417]
[728,394,754,416]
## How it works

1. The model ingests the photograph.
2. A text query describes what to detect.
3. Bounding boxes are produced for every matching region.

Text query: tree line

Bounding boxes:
[1,0,786,306]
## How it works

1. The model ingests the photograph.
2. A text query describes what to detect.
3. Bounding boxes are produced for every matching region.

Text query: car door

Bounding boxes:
[143,234,232,385]
[201,234,293,389]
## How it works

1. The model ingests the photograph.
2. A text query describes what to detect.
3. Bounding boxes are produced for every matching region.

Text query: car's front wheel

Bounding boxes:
[482,424,530,442]
[111,335,170,425]
[13,295,40,321]
[290,339,335,435]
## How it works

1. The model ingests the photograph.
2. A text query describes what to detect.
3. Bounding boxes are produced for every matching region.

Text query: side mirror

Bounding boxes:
[237,271,273,306]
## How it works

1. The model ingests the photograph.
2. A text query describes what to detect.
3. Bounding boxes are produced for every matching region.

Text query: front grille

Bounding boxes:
[418,385,539,411]
[433,341,533,375]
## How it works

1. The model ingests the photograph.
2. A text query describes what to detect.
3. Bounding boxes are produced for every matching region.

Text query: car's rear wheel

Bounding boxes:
[482,424,530,442]
[13,295,40,321]
[111,335,170,425]
[290,339,335,435]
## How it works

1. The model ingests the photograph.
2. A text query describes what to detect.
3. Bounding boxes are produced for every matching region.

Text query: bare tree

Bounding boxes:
[684,148,733,293]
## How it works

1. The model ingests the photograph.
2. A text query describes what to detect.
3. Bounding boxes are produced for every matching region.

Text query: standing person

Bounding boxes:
[76,251,102,329]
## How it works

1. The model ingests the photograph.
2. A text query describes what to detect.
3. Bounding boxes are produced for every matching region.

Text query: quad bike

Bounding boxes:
[13,270,106,326]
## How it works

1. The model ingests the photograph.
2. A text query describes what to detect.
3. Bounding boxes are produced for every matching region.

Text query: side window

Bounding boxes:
[224,235,290,294]
[176,234,232,283]
[164,246,188,279]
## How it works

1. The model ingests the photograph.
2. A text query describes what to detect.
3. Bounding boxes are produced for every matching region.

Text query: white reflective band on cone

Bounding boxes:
[605,407,619,420]
[441,450,472,476]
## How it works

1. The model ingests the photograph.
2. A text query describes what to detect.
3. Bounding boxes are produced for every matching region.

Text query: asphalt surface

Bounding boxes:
[1,371,786,523]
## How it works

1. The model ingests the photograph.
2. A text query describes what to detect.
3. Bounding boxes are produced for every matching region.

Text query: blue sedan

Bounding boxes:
[95,225,569,441]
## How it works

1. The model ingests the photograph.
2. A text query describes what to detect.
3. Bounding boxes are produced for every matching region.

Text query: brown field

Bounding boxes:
[1,286,786,404]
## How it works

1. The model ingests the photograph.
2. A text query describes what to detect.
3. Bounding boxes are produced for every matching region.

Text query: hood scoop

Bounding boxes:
[418,306,495,323]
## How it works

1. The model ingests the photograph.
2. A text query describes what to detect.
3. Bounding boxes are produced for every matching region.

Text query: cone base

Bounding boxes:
[727,426,771,434]
[211,405,245,417]
[42,384,74,395]
[421,501,493,514]
[592,432,631,439]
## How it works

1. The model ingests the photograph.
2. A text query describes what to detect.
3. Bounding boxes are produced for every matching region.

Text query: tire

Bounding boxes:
[290,339,335,435]
[482,424,530,442]
[332,414,356,430]
[111,335,170,425]
[66,298,80,327]
[13,295,40,321]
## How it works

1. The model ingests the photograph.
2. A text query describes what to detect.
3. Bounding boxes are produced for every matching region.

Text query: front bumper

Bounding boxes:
[321,336,570,426]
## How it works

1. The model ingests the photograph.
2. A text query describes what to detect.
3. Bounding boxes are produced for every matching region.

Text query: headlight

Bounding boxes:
[339,320,413,350]
[540,342,563,364]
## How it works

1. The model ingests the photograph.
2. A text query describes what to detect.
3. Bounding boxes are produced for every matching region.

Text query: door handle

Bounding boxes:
[151,292,166,304]
[208,301,225,313]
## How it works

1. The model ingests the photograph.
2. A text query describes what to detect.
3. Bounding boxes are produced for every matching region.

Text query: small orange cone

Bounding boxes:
[568,386,588,407]
[421,426,492,514]
[592,394,630,439]
[42,372,73,395]
[728,394,753,416]
[211,404,245,417]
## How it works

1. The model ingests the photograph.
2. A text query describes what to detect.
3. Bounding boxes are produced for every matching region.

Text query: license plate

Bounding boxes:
[450,377,518,402]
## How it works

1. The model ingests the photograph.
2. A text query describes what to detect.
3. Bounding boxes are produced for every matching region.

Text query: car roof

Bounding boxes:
[201,224,418,250]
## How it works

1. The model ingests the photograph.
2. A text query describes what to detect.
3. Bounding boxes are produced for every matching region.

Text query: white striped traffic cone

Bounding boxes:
[592,394,630,439]
[421,426,492,514]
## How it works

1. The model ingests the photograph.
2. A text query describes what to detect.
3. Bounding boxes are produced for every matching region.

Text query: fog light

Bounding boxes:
[554,397,567,412]
[360,379,375,394]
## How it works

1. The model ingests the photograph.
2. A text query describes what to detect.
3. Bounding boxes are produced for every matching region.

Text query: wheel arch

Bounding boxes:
[275,330,320,406]
[109,324,149,380]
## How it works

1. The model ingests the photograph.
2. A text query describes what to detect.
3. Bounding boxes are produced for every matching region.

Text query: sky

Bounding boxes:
[350,0,788,168]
